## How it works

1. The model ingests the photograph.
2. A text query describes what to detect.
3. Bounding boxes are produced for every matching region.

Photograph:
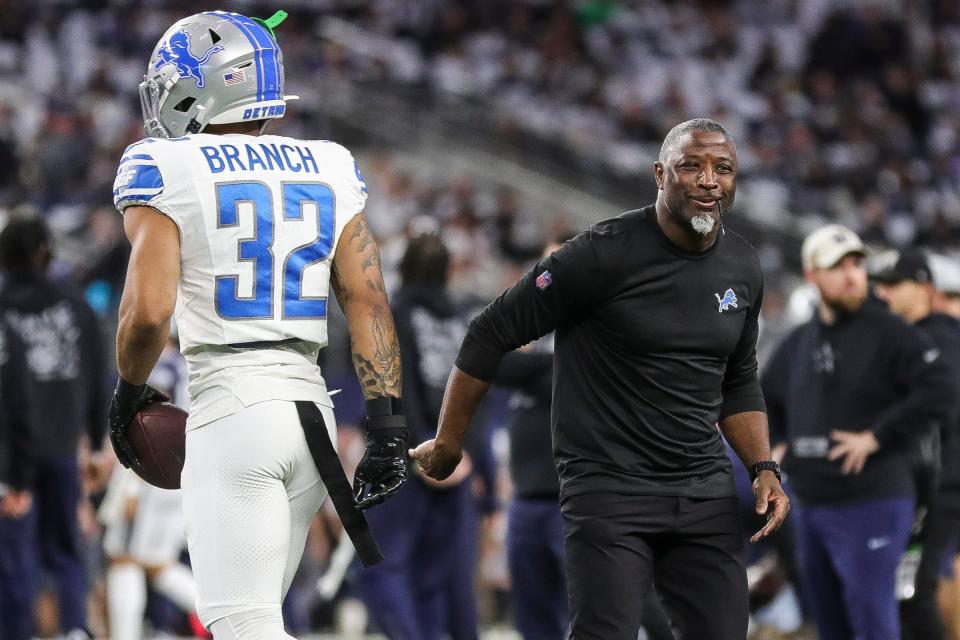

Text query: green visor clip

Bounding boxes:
[253,10,288,40]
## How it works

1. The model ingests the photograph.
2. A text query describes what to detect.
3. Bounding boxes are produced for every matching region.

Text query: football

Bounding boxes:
[127,401,188,490]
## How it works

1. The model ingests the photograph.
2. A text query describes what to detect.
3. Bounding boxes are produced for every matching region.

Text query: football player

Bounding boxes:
[109,11,408,639]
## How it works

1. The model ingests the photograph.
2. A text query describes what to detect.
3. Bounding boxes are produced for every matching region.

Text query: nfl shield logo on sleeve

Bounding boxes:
[536,270,553,290]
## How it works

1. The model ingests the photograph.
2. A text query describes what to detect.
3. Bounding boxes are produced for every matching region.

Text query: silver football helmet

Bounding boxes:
[139,10,296,138]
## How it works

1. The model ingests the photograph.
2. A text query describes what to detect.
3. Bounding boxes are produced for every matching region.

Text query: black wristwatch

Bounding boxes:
[750,461,782,483]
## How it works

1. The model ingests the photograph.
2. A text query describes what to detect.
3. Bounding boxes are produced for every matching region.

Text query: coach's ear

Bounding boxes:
[654,161,664,189]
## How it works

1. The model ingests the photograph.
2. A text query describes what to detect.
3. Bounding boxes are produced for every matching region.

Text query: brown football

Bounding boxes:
[127,401,187,490]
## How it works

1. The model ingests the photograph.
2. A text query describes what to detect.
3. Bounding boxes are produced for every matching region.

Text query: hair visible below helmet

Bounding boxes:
[139,11,295,138]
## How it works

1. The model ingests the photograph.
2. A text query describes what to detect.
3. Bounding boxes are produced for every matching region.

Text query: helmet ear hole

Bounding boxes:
[173,97,196,112]
[208,28,221,44]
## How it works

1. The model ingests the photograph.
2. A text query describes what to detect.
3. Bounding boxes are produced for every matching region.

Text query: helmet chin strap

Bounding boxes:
[185,105,207,134]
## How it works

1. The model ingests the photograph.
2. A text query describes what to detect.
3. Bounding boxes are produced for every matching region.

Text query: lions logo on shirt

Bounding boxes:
[715,288,738,312]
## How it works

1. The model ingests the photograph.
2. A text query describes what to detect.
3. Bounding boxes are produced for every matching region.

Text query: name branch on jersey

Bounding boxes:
[200,142,317,174]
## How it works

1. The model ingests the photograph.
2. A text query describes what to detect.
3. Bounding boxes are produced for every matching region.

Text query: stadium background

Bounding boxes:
[3,0,960,637]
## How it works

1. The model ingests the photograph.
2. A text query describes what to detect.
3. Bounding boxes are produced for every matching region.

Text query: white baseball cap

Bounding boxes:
[801,224,867,271]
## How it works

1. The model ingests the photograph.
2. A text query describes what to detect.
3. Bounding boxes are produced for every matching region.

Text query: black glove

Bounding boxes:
[108,379,169,468]
[353,398,408,510]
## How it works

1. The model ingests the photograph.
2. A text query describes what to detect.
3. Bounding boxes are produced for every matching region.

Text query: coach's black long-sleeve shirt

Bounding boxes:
[457,206,766,500]
[762,299,955,504]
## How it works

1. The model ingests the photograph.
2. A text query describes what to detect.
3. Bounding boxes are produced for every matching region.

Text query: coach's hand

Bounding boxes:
[409,438,463,482]
[751,472,790,543]
[1,490,32,519]
[108,380,169,469]
[828,429,879,475]
[353,417,409,510]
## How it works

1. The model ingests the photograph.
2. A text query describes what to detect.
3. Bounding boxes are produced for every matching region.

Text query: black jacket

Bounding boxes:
[0,271,106,457]
[393,283,467,444]
[762,298,956,504]
[0,319,31,489]
[494,340,559,500]
[393,283,497,510]
[915,313,960,502]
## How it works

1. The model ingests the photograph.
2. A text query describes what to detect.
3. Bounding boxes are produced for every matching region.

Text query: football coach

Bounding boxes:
[411,118,789,640]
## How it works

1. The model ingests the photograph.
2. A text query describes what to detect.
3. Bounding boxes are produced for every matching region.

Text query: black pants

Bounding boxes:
[562,493,747,640]
[901,495,960,640]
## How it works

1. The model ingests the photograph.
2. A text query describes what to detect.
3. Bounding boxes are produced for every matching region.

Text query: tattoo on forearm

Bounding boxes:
[353,216,388,294]
[339,215,401,398]
[372,303,401,387]
[362,251,386,294]
[351,303,402,397]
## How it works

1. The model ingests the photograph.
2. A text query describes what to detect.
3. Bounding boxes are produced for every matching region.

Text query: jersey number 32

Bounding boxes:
[215,181,334,320]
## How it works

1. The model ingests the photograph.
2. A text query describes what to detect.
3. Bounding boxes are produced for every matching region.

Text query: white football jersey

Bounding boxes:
[113,133,367,429]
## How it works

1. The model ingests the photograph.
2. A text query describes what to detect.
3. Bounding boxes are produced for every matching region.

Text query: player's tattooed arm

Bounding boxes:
[331,213,402,399]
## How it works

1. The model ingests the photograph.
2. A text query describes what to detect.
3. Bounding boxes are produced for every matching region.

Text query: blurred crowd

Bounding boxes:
[2,1,960,638]
[2,1,960,253]
[313,0,960,249]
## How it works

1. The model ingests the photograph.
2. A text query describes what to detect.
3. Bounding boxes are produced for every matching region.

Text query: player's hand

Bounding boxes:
[108,380,169,469]
[353,419,409,510]
[408,438,463,482]
[751,472,790,543]
[828,429,879,475]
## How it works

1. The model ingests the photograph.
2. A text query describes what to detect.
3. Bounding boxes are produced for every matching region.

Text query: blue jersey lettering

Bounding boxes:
[260,143,283,170]
[298,146,318,174]
[280,145,301,172]
[222,144,245,172]
[246,145,268,171]
[201,142,320,174]
[201,146,225,173]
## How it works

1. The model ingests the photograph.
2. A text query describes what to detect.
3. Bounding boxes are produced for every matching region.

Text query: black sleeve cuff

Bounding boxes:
[719,386,767,421]
[364,397,403,417]
[455,332,506,383]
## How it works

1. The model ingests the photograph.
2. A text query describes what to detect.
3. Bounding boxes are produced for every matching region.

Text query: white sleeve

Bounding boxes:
[112,141,182,229]
[340,146,368,214]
